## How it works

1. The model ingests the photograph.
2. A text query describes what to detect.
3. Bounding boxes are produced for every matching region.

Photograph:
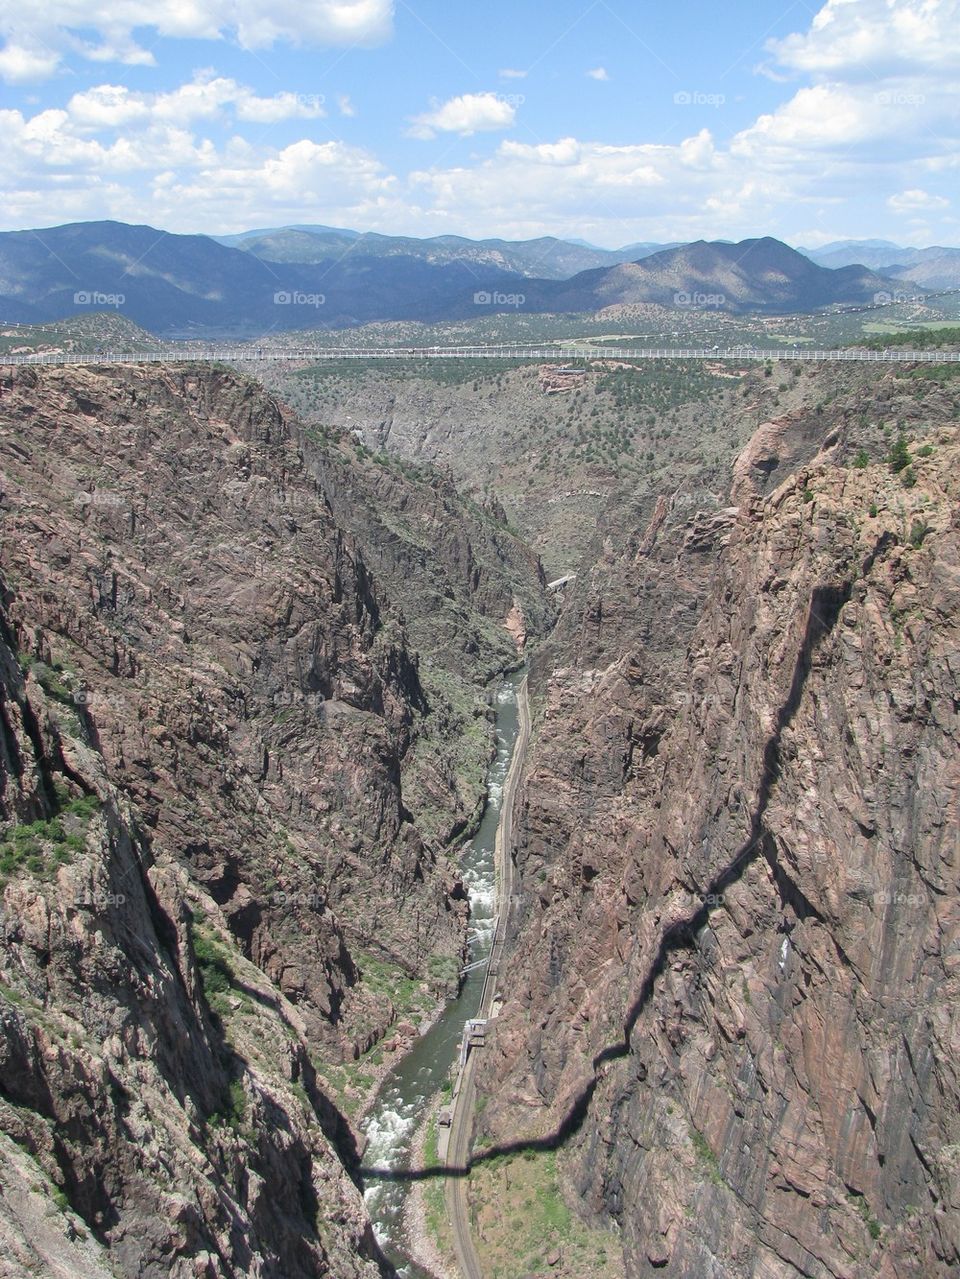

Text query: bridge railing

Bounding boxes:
[2,345,958,367]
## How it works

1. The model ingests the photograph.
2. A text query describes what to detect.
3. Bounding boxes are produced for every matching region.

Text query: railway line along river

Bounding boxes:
[360,669,525,1277]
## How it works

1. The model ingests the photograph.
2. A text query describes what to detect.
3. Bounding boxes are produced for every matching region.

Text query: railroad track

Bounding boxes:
[444,675,530,1279]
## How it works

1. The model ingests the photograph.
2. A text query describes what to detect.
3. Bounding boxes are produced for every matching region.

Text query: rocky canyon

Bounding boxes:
[0,363,546,1276]
[475,369,960,1278]
[1,352,958,1279]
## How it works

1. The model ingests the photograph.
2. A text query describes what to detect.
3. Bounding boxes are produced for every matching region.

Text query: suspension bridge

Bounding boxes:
[2,342,958,368]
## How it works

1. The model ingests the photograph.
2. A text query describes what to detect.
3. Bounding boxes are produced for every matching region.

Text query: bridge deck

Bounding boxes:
[2,344,958,368]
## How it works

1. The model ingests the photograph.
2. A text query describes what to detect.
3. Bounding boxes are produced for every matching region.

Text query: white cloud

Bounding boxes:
[732,85,878,155]
[72,34,157,67]
[410,136,713,240]
[337,94,356,117]
[0,103,395,230]
[0,0,395,81]
[235,91,326,123]
[499,68,527,79]
[65,77,325,132]
[499,138,582,165]
[2,0,959,246]
[0,41,60,82]
[0,83,392,234]
[586,66,609,81]
[408,92,516,139]
[768,0,960,76]
[732,0,960,183]
[198,138,391,201]
[2,105,218,173]
[146,138,397,231]
[679,129,717,169]
[888,187,949,212]
[67,86,152,130]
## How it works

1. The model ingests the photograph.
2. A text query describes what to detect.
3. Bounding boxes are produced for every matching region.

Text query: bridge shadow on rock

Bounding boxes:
[360,581,853,1187]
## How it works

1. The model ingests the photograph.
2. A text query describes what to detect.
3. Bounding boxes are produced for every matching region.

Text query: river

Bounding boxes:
[360,670,524,1276]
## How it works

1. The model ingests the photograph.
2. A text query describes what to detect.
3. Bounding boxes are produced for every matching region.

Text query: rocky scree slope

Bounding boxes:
[475,371,960,1278]
[0,363,544,1277]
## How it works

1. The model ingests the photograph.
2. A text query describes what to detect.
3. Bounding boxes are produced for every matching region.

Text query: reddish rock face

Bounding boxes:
[0,363,546,1276]
[477,394,960,1277]
[1,365,462,1039]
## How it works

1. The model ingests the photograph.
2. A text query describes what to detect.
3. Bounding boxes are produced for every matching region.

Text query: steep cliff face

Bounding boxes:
[0,363,546,1276]
[1,365,458,1046]
[0,599,385,1278]
[297,426,551,844]
[477,374,960,1278]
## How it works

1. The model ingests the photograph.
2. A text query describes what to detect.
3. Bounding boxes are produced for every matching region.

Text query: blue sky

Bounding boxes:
[0,0,957,246]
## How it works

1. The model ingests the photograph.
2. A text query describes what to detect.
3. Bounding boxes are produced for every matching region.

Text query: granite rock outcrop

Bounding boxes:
[477,375,960,1278]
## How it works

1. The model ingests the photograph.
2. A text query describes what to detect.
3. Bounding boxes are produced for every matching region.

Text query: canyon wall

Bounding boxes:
[0,364,545,1276]
[477,373,960,1278]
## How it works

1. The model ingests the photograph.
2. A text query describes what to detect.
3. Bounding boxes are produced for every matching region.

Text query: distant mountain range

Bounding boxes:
[0,220,525,333]
[213,226,658,278]
[523,237,902,315]
[801,240,960,289]
[0,221,940,336]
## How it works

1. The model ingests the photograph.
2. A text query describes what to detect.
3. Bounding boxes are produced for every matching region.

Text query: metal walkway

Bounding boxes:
[2,343,959,368]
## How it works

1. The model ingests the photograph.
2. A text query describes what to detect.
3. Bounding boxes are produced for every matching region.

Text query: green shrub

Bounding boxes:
[0,791,99,886]
[210,1077,247,1132]
[191,928,235,999]
[29,662,73,703]
[865,326,960,350]
[886,434,911,474]
[848,1191,883,1242]
[909,519,932,548]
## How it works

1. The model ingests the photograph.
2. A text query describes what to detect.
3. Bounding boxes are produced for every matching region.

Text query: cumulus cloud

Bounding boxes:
[888,187,950,212]
[732,85,878,156]
[65,78,325,132]
[768,0,960,76]
[1,0,958,245]
[586,66,609,81]
[141,137,399,232]
[181,138,392,203]
[0,103,394,230]
[499,138,582,165]
[0,0,395,81]
[1,106,218,174]
[408,92,516,139]
[734,0,960,185]
[0,41,61,82]
[410,135,715,240]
